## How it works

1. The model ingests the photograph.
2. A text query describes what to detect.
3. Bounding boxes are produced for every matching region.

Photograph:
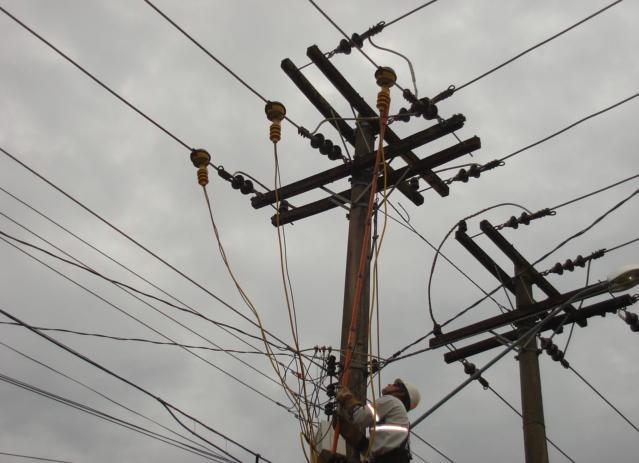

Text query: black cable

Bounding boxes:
[0,236,294,417]
[455,0,624,92]
[385,0,441,28]
[0,5,191,150]
[0,145,294,353]
[0,373,233,463]
[0,452,73,463]
[568,365,639,433]
[499,92,639,163]
[0,305,271,463]
[410,431,454,463]
[550,173,639,211]
[143,0,301,132]
[606,236,639,253]
[0,340,218,458]
[0,322,292,356]
[0,188,291,362]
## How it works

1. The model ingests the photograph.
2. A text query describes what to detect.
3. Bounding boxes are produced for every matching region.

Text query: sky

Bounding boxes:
[0,1,638,462]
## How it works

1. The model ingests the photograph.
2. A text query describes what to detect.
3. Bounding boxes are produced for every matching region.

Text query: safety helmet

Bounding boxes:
[395,378,421,410]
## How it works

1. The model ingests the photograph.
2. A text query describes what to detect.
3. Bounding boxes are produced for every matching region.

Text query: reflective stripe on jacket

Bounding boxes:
[351,395,410,456]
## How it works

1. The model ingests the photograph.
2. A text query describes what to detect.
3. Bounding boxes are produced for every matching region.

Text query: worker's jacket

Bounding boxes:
[351,395,410,458]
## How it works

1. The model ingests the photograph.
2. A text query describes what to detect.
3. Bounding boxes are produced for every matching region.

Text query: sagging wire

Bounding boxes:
[368,37,418,98]
[265,103,318,455]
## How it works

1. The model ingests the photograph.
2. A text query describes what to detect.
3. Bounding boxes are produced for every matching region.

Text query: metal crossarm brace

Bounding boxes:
[271,136,480,226]
[251,115,465,209]
[479,220,586,327]
[443,295,634,362]
[307,44,450,196]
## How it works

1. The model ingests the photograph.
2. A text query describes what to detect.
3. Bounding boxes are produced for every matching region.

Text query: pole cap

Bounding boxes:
[265,101,286,122]
[375,66,397,87]
[190,149,211,168]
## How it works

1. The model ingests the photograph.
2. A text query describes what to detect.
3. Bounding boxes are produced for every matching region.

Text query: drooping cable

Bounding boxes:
[0,305,271,463]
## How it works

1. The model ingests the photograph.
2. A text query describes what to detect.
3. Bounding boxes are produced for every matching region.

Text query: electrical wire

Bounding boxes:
[0,145,294,353]
[0,235,295,417]
[0,373,234,462]
[568,364,639,433]
[0,452,73,463]
[410,431,455,463]
[0,340,220,460]
[455,0,624,92]
[0,5,191,150]
[550,173,639,211]
[385,0,441,28]
[499,92,639,163]
[0,305,271,463]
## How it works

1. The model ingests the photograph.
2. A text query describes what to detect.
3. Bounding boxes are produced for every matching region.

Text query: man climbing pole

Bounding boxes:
[335,379,421,462]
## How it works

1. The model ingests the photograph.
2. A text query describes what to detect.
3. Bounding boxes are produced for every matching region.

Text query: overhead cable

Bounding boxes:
[0,145,293,352]
[0,305,271,463]
[0,5,191,150]
[385,0,441,28]
[0,451,73,463]
[454,0,624,92]
[0,373,234,462]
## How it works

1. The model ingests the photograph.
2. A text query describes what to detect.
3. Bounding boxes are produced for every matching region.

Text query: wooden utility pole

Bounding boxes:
[515,264,549,463]
[339,121,375,461]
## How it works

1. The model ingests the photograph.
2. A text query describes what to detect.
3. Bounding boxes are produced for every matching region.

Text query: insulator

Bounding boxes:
[416,98,438,120]
[563,259,575,272]
[468,164,481,178]
[478,377,490,389]
[431,85,456,104]
[196,166,208,187]
[298,126,311,138]
[216,167,233,182]
[190,148,211,168]
[326,355,337,376]
[375,66,397,88]
[402,89,418,104]
[396,107,411,122]
[326,383,336,398]
[455,168,469,183]
[351,32,363,48]
[377,88,391,115]
[337,38,352,54]
[559,359,570,369]
[324,402,336,416]
[265,101,286,144]
[269,123,281,143]
[310,133,325,149]
[328,145,342,161]
[231,175,244,190]
[551,350,564,362]
[518,212,531,225]
[240,180,254,195]
[370,358,380,374]
[624,312,639,332]
[463,362,477,375]
[409,177,419,191]
[319,139,334,156]
[573,255,586,267]
[550,263,564,275]
[278,200,290,213]
[506,216,519,229]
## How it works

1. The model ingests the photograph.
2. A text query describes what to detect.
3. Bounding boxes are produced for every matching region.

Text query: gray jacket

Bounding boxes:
[351,395,410,456]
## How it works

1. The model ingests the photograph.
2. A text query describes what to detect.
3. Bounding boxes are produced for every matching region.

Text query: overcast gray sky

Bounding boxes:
[1,1,638,462]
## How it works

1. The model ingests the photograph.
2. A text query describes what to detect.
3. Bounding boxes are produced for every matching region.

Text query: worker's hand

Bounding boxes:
[336,386,361,412]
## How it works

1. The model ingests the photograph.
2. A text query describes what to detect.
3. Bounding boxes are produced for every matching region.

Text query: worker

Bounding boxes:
[336,379,420,462]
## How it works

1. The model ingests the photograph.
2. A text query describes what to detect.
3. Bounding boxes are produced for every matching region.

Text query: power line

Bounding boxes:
[0,236,295,417]
[455,0,624,92]
[0,145,294,353]
[550,173,639,211]
[410,432,454,463]
[385,0,441,28]
[0,305,272,463]
[143,0,301,131]
[0,373,233,463]
[0,340,221,461]
[499,92,639,163]
[0,5,191,150]
[0,452,73,463]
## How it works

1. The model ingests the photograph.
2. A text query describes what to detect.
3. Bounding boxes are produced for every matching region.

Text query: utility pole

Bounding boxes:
[340,121,374,406]
[515,263,549,463]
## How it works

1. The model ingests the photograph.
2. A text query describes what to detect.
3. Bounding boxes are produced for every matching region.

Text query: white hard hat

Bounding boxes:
[395,379,421,411]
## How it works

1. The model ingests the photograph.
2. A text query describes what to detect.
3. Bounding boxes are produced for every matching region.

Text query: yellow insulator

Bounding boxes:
[197,165,209,186]
[377,87,391,115]
[270,123,282,143]
[190,148,211,186]
[265,101,286,144]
